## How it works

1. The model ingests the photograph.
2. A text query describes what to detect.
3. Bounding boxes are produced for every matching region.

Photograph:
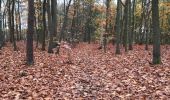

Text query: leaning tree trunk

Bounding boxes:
[26,0,35,65]
[152,0,161,64]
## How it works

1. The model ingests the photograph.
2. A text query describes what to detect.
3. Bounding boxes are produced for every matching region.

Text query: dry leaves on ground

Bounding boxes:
[0,42,170,99]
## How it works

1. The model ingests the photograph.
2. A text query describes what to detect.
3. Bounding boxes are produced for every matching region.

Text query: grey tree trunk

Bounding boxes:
[105,0,111,33]
[123,0,129,52]
[7,0,12,43]
[26,0,35,65]
[18,0,22,40]
[11,0,17,51]
[152,0,161,64]
[128,0,132,50]
[42,0,46,51]
[47,0,54,53]
[59,0,72,42]
[130,0,136,50]
[115,0,121,54]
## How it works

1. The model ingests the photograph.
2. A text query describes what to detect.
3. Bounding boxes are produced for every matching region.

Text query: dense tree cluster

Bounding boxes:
[0,0,169,64]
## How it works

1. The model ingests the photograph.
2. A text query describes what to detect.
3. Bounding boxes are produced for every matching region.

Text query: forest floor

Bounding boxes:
[0,41,170,99]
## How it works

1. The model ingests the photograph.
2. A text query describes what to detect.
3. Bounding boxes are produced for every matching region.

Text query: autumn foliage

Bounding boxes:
[0,41,169,99]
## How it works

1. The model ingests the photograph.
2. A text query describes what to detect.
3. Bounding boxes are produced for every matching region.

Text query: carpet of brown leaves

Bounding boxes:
[0,42,170,99]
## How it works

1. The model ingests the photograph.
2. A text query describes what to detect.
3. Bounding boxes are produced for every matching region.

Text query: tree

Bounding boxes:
[0,0,4,49]
[26,0,35,65]
[123,0,129,52]
[152,0,161,64]
[59,0,72,42]
[115,0,121,54]
[17,0,22,40]
[41,0,46,51]
[11,0,17,51]
[48,0,57,53]
[129,0,136,50]
[105,0,111,33]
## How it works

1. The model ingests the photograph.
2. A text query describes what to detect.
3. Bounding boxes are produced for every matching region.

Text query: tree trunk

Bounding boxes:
[18,0,22,40]
[26,0,35,65]
[130,0,136,50]
[7,1,12,43]
[11,0,17,51]
[106,0,111,33]
[42,0,46,51]
[70,0,76,41]
[115,0,121,54]
[59,0,72,42]
[152,0,161,64]
[128,0,132,50]
[47,0,53,53]
[123,0,129,52]
[15,8,19,41]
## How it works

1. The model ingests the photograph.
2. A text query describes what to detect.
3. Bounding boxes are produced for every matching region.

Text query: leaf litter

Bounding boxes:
[0,42,170,99]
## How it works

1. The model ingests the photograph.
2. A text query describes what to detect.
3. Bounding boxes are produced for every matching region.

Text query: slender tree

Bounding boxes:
[7,0,12,43]
[48,0,57,53]
[115,0,121,54]
[26,0,35,65]
[106,0,111,33]
[0,0,3,49]
[18,0,22,40]
[59,0,72,42]
[128,0,132,50]
[123,0,129,52]
[11,0,17,51]
[152,0,161,64]
[130,0,136,50]
[42,0,46,51]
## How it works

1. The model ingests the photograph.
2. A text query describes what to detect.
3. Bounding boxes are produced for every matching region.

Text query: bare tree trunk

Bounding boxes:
[15,8,19,41]
[130,0,136,50]
[105,0,111,33]
[7,0,12,43]
[47,0,53,53]
[18,0,22,40]
[123,0,129,52]
[11,0,17,51]
[26,0,35,65]
[70,0,76,41]
[115,0,121,54]
[59,0,72,42]
[42,0,46,51]
[128,0,132,50]
[152,0,161,64]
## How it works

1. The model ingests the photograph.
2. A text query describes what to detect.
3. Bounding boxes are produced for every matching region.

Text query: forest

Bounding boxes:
[0,0,170,99]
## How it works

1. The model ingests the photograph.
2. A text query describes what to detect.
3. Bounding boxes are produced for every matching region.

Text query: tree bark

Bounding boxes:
[42,0,46,51]
[152,0,161,64]
[115,0,121,54]
[59,0,72,42]
[26,0,35,65]
[11,0,17,51]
